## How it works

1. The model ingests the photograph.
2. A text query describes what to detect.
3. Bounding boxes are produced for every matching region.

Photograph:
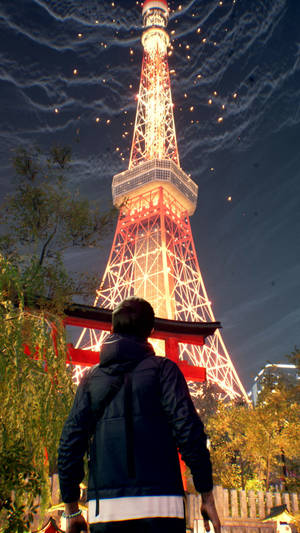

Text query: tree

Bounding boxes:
[192,382,220,426]
[206,402,254,490]
[0,145,116,306]
[0,145,117,531]
[205,374,300,491]
[0,256,75,532]
[252,372,300,491]
[286,345,300,368]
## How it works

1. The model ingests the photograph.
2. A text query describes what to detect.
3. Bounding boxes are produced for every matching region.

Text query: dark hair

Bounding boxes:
[112,297,155,339]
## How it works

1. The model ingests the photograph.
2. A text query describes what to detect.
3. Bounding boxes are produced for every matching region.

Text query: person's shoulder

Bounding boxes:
[78,364,101,385]
[151,355,181,373]
[137,353,169,370]
[134,354,182,376]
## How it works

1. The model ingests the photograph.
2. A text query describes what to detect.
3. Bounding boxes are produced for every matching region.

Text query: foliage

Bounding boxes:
[254,372,300,491]
[0,145,116,305]
[0,256,75,531]
[0,442,43,533]
[0,145,117,530]
[192,382,220,425]
[205,366,300,492]
[286,345,300,374]
[206,402,253,490]
[244,475,265,492]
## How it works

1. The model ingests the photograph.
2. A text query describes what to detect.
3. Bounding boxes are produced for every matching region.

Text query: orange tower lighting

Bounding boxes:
[76,0,248,401]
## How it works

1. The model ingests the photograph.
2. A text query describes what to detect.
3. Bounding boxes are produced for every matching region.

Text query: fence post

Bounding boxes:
[51,473,60,505]
[185,494,192,530]
[282,492,290,510]
[231,488,238,518]
[248,490,256,519]
[258,491,265,519]
[239,489,248,518]
[290,492,299,514]
[274,492,282,506]
[214,485,224,523]
[190,494,196,528]
[266,492,273,514]
[223,488,230,519]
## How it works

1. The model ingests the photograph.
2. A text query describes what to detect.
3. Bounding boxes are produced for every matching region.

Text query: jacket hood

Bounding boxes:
[99,334,155,375]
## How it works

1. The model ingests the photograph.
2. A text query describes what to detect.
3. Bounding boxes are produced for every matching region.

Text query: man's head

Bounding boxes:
[112,297,155,339]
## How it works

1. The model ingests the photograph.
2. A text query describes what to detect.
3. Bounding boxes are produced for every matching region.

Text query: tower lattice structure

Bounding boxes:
[77,0,247,401]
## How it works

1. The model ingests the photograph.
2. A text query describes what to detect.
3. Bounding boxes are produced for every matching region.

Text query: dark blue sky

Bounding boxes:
[0,0,299,389]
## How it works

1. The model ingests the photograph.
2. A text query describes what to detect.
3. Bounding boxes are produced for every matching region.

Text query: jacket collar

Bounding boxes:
[99,333,155,368]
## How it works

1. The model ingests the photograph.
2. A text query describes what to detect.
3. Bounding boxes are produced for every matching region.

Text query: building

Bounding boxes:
[250,362,299,405]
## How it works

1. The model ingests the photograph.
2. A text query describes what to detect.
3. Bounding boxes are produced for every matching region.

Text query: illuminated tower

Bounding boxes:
[77,0,247,401]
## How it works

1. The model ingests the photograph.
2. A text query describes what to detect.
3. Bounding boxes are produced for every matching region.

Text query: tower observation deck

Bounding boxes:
[76,0,248,401]
[112,0,198,215]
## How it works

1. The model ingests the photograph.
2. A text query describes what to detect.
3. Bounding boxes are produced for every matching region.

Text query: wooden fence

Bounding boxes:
[185,486,299,532]
[32,478,299,532]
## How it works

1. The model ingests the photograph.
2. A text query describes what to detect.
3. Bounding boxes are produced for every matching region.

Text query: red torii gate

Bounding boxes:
[63,302,221,382]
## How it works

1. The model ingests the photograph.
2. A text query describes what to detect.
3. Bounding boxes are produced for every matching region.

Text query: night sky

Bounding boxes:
[0,0,299,390]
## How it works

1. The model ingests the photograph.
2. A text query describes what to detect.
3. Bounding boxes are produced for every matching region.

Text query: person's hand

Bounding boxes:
[65,513,88,533]
[200,490,221,533]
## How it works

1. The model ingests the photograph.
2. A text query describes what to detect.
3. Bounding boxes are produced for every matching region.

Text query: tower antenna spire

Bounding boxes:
[130,0,179,168]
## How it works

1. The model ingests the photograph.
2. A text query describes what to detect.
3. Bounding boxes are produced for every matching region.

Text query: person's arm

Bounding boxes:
[159,358,221,532]
[201,491,221,533]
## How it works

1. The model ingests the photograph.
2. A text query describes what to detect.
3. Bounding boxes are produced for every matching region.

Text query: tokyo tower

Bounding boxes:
[77,0,247,401]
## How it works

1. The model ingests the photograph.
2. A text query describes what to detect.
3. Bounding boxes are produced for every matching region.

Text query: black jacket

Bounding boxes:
[58,334,213,503]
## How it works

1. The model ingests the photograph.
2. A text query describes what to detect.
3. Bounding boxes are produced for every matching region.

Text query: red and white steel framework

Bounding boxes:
[76,0,248,401]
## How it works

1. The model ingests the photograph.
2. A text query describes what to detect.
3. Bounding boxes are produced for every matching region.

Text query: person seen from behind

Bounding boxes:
[58,296,221,533]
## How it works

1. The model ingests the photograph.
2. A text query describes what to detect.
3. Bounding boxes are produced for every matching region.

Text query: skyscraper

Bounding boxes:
[77,0,247,401]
